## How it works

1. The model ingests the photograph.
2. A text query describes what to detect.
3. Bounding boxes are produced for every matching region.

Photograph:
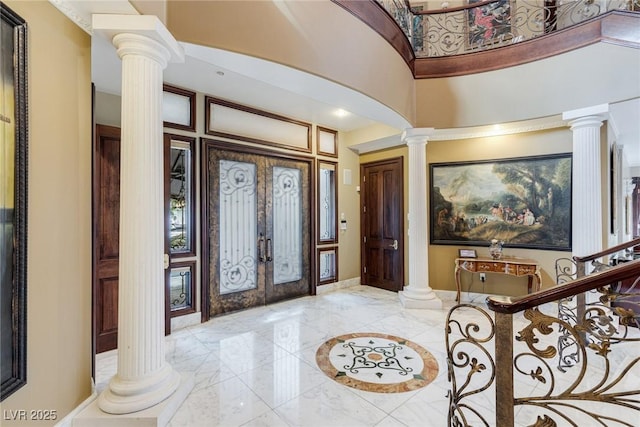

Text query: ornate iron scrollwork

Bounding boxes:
[447,270,640,425]
[376,0,639,58]
[446,304,496,426]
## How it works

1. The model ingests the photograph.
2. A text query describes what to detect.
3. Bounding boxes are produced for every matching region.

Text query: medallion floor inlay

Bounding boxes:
[316,332,439,393]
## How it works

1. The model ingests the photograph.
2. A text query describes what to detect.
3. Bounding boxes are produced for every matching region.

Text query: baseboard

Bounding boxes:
[317,277,360,294]
[170,311,200,332]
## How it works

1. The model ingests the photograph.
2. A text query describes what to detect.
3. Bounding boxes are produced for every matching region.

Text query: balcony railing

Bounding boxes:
[446,237,640,426]
[377,0,640,57]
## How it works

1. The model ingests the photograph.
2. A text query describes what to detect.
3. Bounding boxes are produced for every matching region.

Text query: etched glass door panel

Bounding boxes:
[219,159,258,294]
[204,145,266,317]
[265,157,310,303]
[272,166,302,285]
[318,161,337,243]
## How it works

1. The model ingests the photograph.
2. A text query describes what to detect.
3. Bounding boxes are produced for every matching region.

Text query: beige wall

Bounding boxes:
[335,133,361,281]
[0,1,92,425]
[415,43,640,129]
[166,0,415,127]
[353,127,575,296]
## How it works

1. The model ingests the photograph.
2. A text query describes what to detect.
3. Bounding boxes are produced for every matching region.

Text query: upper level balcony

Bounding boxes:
[334,0,640,77]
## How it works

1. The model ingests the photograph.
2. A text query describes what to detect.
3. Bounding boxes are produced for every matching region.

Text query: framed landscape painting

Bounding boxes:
[430,154,572,251]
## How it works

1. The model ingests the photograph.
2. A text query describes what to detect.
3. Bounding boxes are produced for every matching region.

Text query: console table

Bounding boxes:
[454,257,542,303]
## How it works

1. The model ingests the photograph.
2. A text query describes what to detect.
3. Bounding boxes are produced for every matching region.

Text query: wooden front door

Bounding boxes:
[93,125,171,354]
[360,158,404,292]
[201,139,312,318]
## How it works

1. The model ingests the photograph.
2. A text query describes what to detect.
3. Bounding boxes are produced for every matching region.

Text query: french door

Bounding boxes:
[202,139,312,318]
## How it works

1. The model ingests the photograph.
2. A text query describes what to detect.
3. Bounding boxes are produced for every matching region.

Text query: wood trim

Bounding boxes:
[165,133,197,259]
[331,0,415,68]
[331,1,640,79]
[316,126,338,158]
[204,96,312,153]
[200,139,211,323]
[163,84,196,132]
[318,247,339,285]
[169,260,197,318]
[317,159,339,245]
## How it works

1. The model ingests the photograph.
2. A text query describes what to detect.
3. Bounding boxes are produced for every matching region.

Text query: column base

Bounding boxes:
[98,364,181,415]
[399,288,443,309]
[74,373,193,427]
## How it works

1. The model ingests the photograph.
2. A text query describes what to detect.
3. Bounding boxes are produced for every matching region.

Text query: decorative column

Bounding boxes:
[562,104,608,259]
[93,15,187,415]
[399,128,442,309]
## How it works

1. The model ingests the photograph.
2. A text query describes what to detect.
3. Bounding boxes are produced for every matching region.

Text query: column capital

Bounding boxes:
[113,33,171,68]
[402,128,435,146]
[92,14,184,63]
[562,103,609,127]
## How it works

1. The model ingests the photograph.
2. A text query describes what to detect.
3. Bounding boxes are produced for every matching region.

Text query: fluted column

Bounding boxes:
[563,104,608,259]
[93,15,185,415]
[399,128,442,309]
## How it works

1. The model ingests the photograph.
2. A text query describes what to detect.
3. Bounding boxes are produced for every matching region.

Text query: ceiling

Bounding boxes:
[60,0,640,165]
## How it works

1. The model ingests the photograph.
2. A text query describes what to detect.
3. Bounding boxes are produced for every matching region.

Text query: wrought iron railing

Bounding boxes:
[446,240,640,426]
[376,0,640,57]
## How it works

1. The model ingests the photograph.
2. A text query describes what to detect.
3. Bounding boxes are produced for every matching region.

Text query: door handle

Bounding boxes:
[258,234,266,262]
[266,238,273,262]
[389,239,398,251]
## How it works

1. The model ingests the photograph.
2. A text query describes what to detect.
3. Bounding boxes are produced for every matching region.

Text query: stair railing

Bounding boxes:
[447,249,640,426]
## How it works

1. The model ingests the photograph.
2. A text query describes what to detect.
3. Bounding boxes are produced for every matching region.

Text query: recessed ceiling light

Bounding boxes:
[334,108,349,118]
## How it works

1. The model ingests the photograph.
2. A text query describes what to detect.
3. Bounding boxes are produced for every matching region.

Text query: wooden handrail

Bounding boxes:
[573,236,640,263]
[409,0,498,15]
[486,258,640,314]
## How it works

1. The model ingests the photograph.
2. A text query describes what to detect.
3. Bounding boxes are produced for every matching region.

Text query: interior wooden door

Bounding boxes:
[201,139,312,318]
[93,125,172,354]
[93,124,121,353]
[360,158,404,292]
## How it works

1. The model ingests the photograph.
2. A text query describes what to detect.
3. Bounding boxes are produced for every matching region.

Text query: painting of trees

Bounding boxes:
[430,154,572,250]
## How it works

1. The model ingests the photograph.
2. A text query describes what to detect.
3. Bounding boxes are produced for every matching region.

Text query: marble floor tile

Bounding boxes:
[274,381,388,427]
[168,377,271,427]
[91,285,638,427]
[238,353,328,408]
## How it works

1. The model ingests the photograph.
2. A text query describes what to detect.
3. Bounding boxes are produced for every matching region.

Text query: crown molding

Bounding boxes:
[49,0,92,34]
[48,0,140,35]
[431,116,567,141]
